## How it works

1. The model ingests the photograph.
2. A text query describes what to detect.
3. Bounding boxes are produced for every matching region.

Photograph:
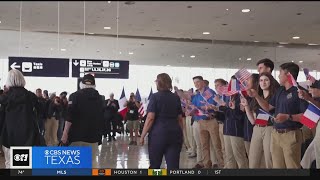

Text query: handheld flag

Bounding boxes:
[300,101,320,129]
[287,72,298,88]
[235,68,252,88]
[256,109,273,126]
[303,68,316,84]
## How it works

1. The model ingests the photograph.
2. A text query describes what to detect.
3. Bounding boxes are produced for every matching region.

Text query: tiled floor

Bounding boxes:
[0,134,197,169]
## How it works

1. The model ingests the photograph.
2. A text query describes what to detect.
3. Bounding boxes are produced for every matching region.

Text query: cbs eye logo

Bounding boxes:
[10,147,32,169]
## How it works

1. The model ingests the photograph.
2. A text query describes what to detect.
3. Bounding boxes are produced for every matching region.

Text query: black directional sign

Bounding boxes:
[8,56,69,77]
[71,58,129,79]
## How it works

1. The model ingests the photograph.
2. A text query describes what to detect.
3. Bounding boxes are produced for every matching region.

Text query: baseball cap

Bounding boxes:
[82,74,95,85]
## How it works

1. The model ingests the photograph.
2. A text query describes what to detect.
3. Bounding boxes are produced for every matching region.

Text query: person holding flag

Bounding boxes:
[241,72,279,168]
[190,76,224,169]
[248,62,309,168]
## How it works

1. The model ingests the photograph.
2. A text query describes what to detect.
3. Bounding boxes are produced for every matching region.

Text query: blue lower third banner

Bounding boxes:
[32,146,92,176]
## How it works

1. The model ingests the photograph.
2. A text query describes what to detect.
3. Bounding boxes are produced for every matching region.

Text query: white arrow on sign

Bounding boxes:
[10,62,21,69]
[73,60,79,66]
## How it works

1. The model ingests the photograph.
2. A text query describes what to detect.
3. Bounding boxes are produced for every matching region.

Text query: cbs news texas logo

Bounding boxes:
[10,146,92,169]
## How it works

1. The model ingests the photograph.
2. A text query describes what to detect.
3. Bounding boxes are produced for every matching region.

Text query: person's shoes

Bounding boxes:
[133,141,137,145]
[193,164,204,169]
[112,136,116,141]
[129,141,134,145]
[188,153,197,158]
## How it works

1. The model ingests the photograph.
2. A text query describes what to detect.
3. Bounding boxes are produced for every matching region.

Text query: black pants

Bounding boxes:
[106,118,117,137]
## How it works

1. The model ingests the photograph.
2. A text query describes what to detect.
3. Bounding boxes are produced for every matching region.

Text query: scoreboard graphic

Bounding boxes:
[5,146,320,176]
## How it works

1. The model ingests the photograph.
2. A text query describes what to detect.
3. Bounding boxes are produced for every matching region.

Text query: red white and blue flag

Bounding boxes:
[235,68,252,88]
[303,68,316,84]
[118,87,128,119]
[300,102,320,129]
[287,72,298,88]
[202,88,214,101]
[138,88,153,117]
[256,109,272,126]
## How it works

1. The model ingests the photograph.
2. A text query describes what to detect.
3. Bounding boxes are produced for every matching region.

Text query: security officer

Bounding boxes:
[61,74,104,168]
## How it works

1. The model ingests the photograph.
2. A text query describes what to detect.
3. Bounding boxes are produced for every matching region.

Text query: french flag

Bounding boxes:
[118,87,128,119]
[287,72,298,88]
[226,79,241,96]
[255,109,271,126]
[300,102,320,129]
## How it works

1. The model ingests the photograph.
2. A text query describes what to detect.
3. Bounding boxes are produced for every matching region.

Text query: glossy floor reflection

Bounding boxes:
[96,134,197,169]
[0,134,197,169]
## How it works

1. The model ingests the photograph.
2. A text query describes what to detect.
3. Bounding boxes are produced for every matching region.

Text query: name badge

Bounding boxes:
[287,93,292,99]
[130,110,134,114]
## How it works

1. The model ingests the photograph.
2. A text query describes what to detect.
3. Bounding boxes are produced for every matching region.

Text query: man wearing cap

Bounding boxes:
[61,74,105,168]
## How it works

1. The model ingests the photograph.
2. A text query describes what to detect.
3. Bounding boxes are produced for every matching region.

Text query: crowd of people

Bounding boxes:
[0,58,320,170]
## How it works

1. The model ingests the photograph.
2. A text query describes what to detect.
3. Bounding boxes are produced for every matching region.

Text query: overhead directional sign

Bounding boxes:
[71,59,129,79]
[8,56,70,77]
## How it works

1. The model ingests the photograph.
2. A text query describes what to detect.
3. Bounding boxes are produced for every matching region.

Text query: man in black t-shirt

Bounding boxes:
[61,74,104,168]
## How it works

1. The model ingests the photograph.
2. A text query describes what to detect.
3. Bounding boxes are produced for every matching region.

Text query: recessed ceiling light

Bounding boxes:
[88,32,95,35]
[308,43,318,46]
[107,1,111,3]
[291,60,294,62]
[129,52,134,55]
[50,48,54,51]
[0,20,2,24]
[190,55,195,58]
[279,42,289,44]
[292,36,300,39]
[202,32,210,35]
[242,9,251,13]
[119,52,122,54]
[181,55,185,58]
[226,9,229,11]
[60,48,66,51]
[247,58,252,61]
[166,65,171,67]
[299,61,303,63]
[278,45,284,48]
[253,41,259,42]
[239,58,241,60]
[103,26,111,30]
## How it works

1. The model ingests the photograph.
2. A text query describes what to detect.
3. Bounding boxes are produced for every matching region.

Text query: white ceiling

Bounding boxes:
[0,1,320,69]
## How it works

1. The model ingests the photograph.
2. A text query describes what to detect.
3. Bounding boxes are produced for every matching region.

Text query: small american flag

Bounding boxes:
[202,89,214,101]
[235,68,252,88]
[303,68,316,83]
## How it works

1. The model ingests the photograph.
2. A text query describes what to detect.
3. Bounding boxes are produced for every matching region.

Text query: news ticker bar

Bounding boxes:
[1,169,320,176]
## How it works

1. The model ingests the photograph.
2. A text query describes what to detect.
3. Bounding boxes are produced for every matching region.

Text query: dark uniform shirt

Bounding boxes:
[269,86,308,129]
[147,90,183,138]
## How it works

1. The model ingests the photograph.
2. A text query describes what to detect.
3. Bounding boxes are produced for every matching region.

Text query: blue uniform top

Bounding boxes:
[191,87,217,121]
[147,90,183,137]
[269,86,308,129]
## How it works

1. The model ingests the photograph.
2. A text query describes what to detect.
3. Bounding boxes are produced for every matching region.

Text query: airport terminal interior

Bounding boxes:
[0,1,320,170]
